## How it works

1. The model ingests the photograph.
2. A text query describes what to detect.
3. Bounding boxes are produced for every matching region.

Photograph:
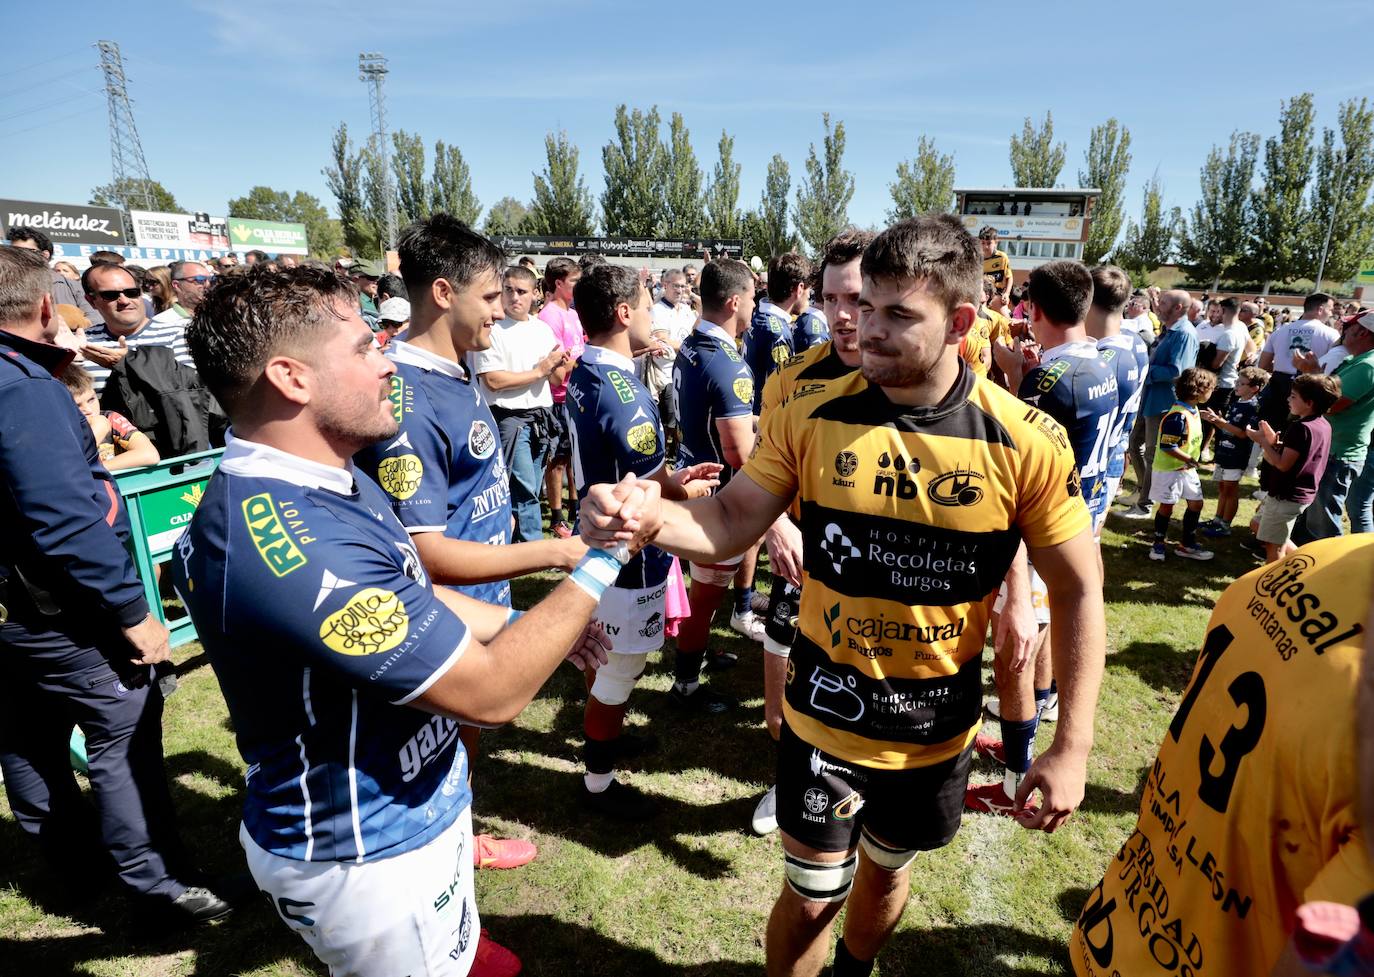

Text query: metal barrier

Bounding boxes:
[114,449,222,648]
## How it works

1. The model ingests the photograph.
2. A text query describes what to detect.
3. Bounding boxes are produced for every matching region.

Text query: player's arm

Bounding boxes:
[480,344,564,391]
[413,530,586,582]
[715,414,756,470]
[1018,526,1106,832]
[647,461,721,501]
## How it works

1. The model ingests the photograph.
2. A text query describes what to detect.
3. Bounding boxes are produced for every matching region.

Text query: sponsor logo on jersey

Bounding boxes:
[794,381,827,401]
[771,345,790,368]
[733,376,754,405]
[639,611,664,639]
[1249,553,1365,659]
[823,602,842,648]
[1087,375,1119,400]
[395,539,426,585]
[468,420,496,459]
[319,587,409,656]
[872,450,919,499]
[607,370,636,404]
[388,376,408,424]
[832,791,864,820]
[1024,407,1070,453]
[1036,359,1069,392]
[834,450,858,477]
[626,421,658,455]
[927,468,986,507]
[820,523,860,574]
[836,609,965,659]
[1066,467,1082,498]
[402,714,459,784]
[377,453,424,501]
[242,493,309,577]
[809,749,865,781]
[313,569,357,611]
[803,787,829,814]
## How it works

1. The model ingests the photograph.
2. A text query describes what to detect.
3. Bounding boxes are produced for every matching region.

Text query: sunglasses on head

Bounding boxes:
[96,287,142,300]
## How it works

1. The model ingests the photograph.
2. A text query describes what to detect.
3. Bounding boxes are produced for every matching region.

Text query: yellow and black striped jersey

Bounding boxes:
[758,340,855,432]
[1071,536,1374,977]
[743,363,1089,769]
[983,249,1012,293]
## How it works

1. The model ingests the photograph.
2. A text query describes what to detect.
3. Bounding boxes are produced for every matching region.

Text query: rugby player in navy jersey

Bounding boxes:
[173,264,627,977]
[567,264,721,819]
[1085,265,1148,534]
[976,260,1114,817]
[353,216,590,873]
[792,303,829,353]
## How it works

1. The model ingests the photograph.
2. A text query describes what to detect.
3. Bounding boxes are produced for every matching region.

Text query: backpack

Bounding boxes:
[99,346,227,457]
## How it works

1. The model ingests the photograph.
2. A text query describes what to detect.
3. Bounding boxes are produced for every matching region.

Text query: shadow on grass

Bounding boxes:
[1080,764,1150,818]
[1107,641,1197,696]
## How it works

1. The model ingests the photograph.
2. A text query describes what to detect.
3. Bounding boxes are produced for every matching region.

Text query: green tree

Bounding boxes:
[740,210,771,263]
[91,177,180,213]
[887,135,956,222]
[793,114,856,256]
[390,130,429,223]
[661,112,706,237]
[1248,93,1317,288]
[322,122,381,257]
[1306,97,1374,285]
[361,137,395,252]
[528,130,597,236]
[1117,176,1180,275]
[601,105,666,236]
[1176,131,1259,289]
[759,154,794,258]
[483,197,532,237]
[703,130,742,240]
[1009,111,1067,187]
[226,186,343,258]
[430,140,481,226]
[1078,119,1132,263]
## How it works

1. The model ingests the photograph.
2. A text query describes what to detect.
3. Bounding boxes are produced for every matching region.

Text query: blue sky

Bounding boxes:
[5,0,1373,238]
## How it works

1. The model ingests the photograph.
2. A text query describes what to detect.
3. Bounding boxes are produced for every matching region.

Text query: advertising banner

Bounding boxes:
[227,218,309,255]
[492,235,744,260]
[960,214,1084,242]
[50,243,236,266]
[0,198,127,245]
[130,210,229,250]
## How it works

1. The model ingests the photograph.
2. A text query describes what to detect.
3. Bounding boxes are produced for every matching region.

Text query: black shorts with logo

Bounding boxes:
[775,720,972,855]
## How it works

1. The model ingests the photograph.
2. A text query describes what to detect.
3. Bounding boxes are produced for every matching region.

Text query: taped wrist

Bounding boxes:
[570,549,625,601]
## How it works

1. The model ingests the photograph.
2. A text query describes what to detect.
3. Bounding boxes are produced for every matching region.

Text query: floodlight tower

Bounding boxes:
[358,52,397,250]
[96,40,155,213]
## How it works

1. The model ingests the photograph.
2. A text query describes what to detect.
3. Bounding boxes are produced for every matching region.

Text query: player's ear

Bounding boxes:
[263,354,313,407]
[948,303,977,344]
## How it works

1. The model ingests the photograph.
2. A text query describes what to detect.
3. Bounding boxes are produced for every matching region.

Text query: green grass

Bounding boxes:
[0,478,1264,976]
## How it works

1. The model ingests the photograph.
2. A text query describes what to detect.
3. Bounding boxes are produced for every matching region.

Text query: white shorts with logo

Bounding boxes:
[993,564,1050,625]
[688,553,743,588]
[242,807,478,977]
[1092,475,1125,534]
[593,581,668,653]
[1149,468,1204,505]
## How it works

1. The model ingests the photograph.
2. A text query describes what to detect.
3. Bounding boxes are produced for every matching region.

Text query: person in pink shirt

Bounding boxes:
[538,257,585,536]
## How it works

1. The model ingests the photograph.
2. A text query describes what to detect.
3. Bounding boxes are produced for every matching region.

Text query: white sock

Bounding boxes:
[1003,767,1026,798]
[674,680,700,695]
[584,771,614,793]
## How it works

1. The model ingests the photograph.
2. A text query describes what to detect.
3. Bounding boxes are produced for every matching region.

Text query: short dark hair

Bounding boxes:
[517,256,537,269]
[766,252,813,303]
[246,249,269,262]
[5,225,53,257]
[1175,367,1217,401]
[503,265,537,286]
[1304,292,1334,315]
[168,259,207,280]
[187,265,358,417]
[376,273,408,301]
[1291,372,1341,415]
[818,229,873,282]
[543,256,579,293]
[396,213,505,300]
[88,250,124,265]
[978,226,998,240]
[573,264,641,337]
[1089,265,1132,315]
[82,261,136,297]
[1219,296,1239,312]
[0,247,52,326]
[578,253,607,274]
[1027,260,1093,326]
[699,259,754,315]
[861,215,982,311]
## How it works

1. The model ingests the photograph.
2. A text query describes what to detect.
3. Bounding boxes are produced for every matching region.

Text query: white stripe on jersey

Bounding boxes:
[394,632,471,706]
[300,668,315,861]
[348,690,365,862]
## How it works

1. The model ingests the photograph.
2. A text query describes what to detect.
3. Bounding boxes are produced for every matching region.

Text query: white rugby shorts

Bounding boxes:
[593,581,669,654]
[242,807,478,977]
[1149,468,1204,505]
[993,563,1050,625]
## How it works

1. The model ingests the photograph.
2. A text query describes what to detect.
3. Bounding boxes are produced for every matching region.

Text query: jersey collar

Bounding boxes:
[0,328,75,374]
[388,339,470,381]
[1040,338,1100,361]
[694,320,734,345]
[220,432,356,495]
[757,300,787,322]
[579,343,635,372]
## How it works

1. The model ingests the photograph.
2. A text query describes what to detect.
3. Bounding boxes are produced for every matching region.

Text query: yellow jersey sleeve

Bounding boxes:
[742,392,800,501]
[758,367,786,434]
[1009,401,1091,548]
[1304,829,1374,906]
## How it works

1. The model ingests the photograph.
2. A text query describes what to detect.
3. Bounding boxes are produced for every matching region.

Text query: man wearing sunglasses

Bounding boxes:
[81,263,196,393]
[154,261,214,327]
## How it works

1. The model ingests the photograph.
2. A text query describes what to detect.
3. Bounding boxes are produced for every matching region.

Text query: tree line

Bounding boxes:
[90,93,1374,289]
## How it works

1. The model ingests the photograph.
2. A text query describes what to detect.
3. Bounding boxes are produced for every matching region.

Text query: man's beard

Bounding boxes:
[860,344,941,388]
[316,383,397,448]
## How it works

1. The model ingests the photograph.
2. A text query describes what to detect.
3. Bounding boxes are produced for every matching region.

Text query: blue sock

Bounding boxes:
[1034,686,1054,712]
[734,587,753,616]
[1000,715,1039,775]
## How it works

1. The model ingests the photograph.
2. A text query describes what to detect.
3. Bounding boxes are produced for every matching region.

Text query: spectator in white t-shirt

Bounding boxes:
[1258,291,1340,428]
[475,265,570,542]
[1199,298,1249,456]
[646,268,698,446]
[1122,290,1157,345]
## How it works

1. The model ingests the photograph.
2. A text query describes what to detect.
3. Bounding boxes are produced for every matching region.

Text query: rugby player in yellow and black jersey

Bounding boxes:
[1071,536,1374,977]
[580,215,1106,977]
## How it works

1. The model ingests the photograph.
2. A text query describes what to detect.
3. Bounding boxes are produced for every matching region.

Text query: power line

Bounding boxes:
[5,105,102,139]
[0,66,97,102]
[0,89,101,125]
[0,47,91,80]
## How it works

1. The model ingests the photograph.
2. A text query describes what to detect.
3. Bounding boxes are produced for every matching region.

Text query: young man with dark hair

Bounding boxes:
[979,226,1012,302]
[567,264,720,819]
[745,252,813,415]
[580,215,1104,977]
[538,256,585,537]
[354,215,586,880]
[243,249,269,266]
[669,258,758,713]
[176,263,617,977]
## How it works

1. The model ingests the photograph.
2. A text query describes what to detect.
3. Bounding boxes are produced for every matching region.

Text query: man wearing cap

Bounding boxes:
[377,296,411,342]
[1290,310,1374,542]
[349,259,385,332]
[979,227,1012,303]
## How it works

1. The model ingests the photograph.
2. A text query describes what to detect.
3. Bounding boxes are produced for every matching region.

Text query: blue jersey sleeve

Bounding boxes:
[360,379,451,533]
[707,347,755,420]
[1158,410,1189,450]
[1018,361,1074,425]
[604,390,666,477]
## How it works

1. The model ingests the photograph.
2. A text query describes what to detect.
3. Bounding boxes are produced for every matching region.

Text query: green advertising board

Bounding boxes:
[1358,258,1374,287]
[227,217,308,255]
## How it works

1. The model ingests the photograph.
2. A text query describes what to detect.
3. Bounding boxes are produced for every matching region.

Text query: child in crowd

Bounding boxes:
[1248,372,1339,562]
[1149,367,1218,561]
[59,364,161,471]
[1199,365,1270,537]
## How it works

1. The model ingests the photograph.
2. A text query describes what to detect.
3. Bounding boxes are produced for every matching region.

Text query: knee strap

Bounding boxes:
[784,851,857,903]
[859,829,918,872]
[589,652,648,707]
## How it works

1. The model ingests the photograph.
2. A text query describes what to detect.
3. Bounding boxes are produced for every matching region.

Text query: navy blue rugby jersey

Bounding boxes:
[354,340,512,607]
[171,436,473,863]
[742,301,793,414]
[566,344,672,590]
[1096,330,1149,480]
[673,321,754,487]
[792,307,829,353]
[1019,339,1118,517]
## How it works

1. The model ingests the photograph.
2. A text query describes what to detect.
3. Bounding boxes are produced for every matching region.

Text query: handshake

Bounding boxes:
[579,472,666,554]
